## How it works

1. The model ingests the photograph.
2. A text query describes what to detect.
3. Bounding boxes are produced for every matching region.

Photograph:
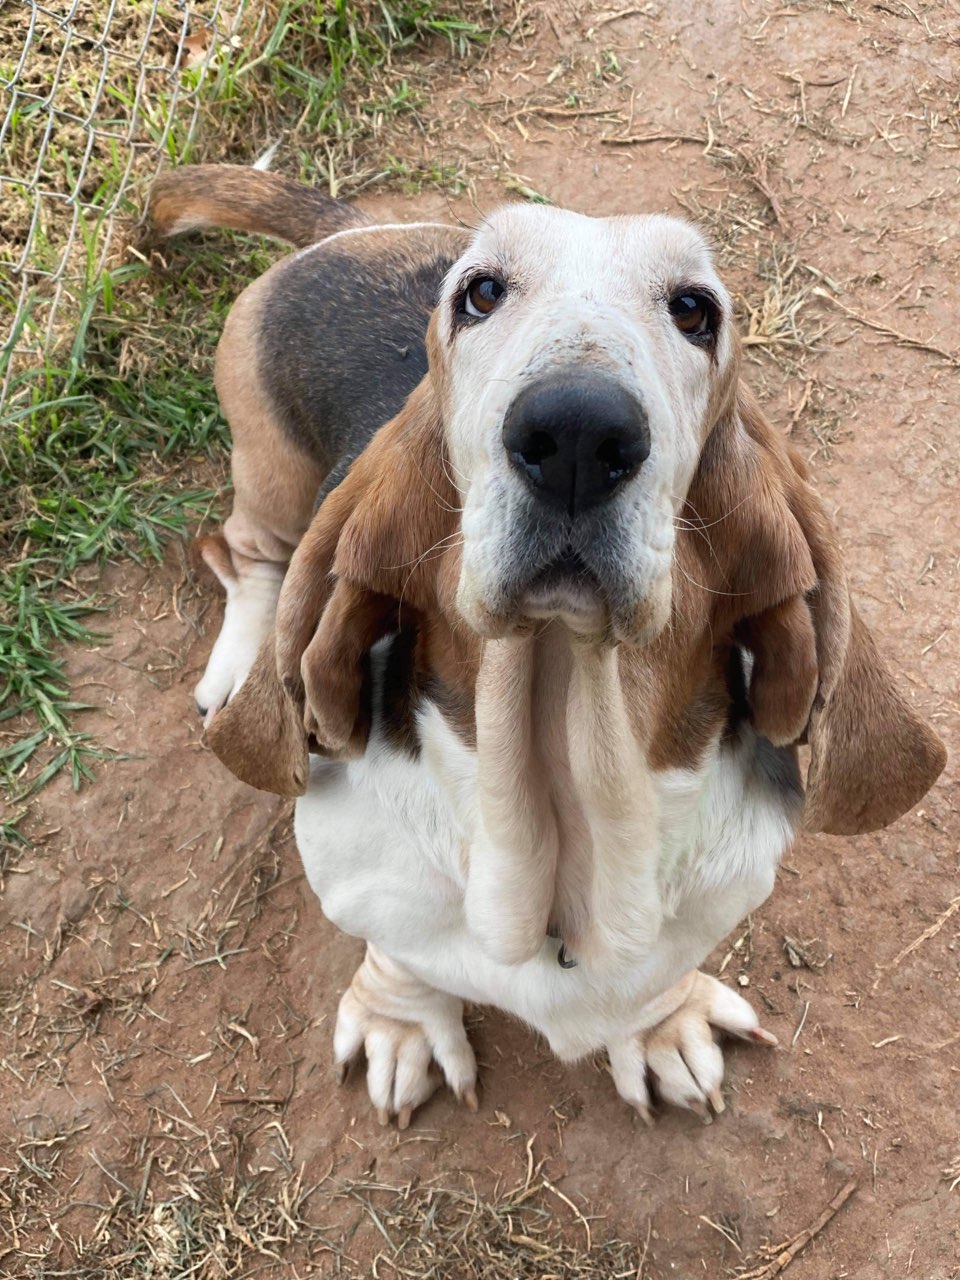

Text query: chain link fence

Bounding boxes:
[0,0,270,408]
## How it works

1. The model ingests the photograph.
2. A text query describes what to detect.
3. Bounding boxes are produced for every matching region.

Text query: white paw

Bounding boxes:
[195,569,282,728]
[608,972,777,1124]
[334,963,478,1129]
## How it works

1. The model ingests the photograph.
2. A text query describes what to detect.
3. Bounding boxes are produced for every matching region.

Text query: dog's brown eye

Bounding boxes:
[669,292,716,340]
[464,276,505,318]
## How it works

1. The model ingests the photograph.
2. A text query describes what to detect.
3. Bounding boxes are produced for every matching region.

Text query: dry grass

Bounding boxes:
[333,1170,643,1278]
[2,1118,329,1276]
[3,1132,651,1278]
[1,1124,862,1278]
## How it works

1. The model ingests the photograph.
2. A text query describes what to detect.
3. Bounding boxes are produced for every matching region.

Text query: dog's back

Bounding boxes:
[148,166,469,725]
[147,165,469,488]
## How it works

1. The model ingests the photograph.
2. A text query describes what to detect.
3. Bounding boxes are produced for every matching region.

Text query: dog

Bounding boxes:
[148,165,946,1129]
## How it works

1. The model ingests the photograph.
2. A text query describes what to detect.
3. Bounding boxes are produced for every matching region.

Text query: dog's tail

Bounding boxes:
[146,164,369,248]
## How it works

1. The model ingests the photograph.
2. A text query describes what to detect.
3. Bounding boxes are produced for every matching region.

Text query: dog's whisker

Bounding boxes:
[396,532,466,616]
[384,531,465,572]
[671,552,747,598]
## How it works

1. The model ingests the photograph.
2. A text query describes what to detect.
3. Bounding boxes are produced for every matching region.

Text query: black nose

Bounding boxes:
[502,372,650,517]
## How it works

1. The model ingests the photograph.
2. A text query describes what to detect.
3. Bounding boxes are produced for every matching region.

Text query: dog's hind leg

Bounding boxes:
[194,274,326,726]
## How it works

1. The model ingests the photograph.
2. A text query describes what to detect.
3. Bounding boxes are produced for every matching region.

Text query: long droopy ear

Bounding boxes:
[206,374,459,794]
[784,469,946,834]
[695,386,946,835]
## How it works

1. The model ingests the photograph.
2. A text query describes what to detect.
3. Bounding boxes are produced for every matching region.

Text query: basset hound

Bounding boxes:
[148,165,946,1128]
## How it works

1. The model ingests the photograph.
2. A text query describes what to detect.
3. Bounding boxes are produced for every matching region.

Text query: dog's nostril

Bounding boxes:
[517,430,558,468]
[595,436,630,480]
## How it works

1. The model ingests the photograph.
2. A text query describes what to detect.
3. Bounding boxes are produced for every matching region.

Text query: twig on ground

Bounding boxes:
[601,130,708,148]
[543,1177,591,1252]
[602,130,788,225]
[591,6,650,26]
[737,1179,858,1279]
[505,105,623,122]
[813,289,960,367]
[791,1000,810,1048]
[700,1215,742,1253]
[872,894,960,989]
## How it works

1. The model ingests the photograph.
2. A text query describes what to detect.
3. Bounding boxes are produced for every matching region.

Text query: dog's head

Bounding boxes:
[210,205,944,836]
[428,205,738,646]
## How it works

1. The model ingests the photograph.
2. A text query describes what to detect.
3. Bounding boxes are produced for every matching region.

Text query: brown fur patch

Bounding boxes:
[803,604,946,833]
[191,532,236,590]
[146,164,367,248]
[636,379,821,774]
[205,640,309,796]
[300,580,402,756]
[206,361,471,786]
[271,373,458,675]
[736,595,818,747]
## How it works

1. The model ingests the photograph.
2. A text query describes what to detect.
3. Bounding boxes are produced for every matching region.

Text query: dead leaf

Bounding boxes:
[181,29,212,70]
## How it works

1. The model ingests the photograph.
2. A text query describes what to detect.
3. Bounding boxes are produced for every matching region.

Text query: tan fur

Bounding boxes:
[216,269,328,570]
[206,633,309,796]
[726,391,946,832]
[737,595,818,747]
[146,164,367,248]
[191,532,236,586]
[301,581,400,755]
[199,226,468,627]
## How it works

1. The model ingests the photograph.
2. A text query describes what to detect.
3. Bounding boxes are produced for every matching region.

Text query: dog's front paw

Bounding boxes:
[334,948,478,1129]
[607,971,777,1124]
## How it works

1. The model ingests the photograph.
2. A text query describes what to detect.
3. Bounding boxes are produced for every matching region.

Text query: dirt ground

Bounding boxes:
[3,1,959,1276]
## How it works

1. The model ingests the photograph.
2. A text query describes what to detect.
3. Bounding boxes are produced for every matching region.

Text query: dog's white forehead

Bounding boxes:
[450,204,719,298]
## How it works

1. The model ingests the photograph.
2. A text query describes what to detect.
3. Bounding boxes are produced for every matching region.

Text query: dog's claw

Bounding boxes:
[707,1088,725,1114]
[750,1027,778,1047]
[634,1102,655,1127]
[335,950,478,1132]
[335,1060,350,1086]
[686,1097,711,1123]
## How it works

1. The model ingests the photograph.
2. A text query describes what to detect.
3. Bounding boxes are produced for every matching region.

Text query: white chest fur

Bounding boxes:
[294,642,800,1062]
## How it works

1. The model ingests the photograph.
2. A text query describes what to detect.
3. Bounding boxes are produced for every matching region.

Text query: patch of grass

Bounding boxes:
[0,249,253,803]
[1,2,498,828]
[212,0,488,139]
[0,810,29,888]
[383,154,470,194]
